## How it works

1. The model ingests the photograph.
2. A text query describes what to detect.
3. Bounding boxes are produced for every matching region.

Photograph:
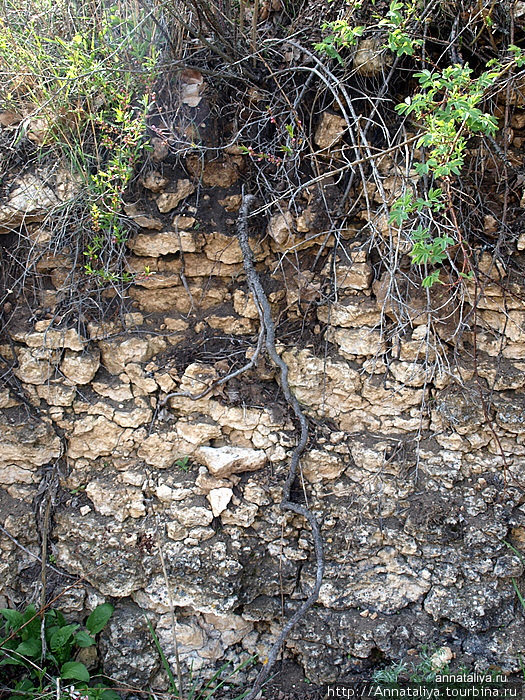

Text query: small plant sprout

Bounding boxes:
[175,456,191,472]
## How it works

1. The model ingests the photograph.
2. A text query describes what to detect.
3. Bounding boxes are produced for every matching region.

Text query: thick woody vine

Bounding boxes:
[237,193,325,700]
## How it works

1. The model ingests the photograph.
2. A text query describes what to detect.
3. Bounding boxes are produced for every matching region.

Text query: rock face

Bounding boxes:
[2,137,525,693]
[0,171,59,232]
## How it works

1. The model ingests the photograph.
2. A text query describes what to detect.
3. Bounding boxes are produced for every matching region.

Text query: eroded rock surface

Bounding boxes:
[2,140,525,693]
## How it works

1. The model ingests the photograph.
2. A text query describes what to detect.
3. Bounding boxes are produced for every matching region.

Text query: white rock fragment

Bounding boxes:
[195,445,267,478]
[207,487,233,517]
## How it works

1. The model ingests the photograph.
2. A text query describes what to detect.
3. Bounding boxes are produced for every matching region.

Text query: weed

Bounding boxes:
[0,602,117,699]
[504,541,525,611]
[0,0,159,288]
[314,0,421,64]
[175,456,192,472]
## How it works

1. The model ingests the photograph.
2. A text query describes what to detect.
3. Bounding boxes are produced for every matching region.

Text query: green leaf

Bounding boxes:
[86,604,114,635]
[21,605,40,640]
[74,630,96,647]
[1,609,24,631]
[61,660,90,682]
[15,637,42,658]
[422,270,442,288]
[99,690,122,700]
[50,623,78,652]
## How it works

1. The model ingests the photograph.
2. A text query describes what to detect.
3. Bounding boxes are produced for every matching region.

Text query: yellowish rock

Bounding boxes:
[14,347,55,384]
[267,211,293,245]
[301,449,346,483]
[156,179,195,212]
[61,348,100,384]
[314,112,347,149]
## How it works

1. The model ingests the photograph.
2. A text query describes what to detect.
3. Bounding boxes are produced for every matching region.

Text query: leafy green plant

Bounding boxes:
[84,93,152,282]
[314,20,365,64]
[0,602,117,700]
[389,61,509,286]
[314,0,422,64]
[378,0,422,56]
[175,456,192,472]
[373,647,509,688]
[0,0,159,286]
[372,646,451,685]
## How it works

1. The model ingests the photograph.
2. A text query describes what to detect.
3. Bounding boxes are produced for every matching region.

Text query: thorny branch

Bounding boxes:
[237,193,325,700]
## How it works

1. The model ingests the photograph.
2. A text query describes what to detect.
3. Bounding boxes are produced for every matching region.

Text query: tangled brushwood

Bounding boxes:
[2,0,525,362]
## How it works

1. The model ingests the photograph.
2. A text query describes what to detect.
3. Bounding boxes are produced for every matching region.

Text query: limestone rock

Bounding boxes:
[203,611,253,646]
[36,381,76,406]
[317,297,380,328]
[176,418,222,445]
[207,487,233,516]
[353,38,390,76]
[204,232,267,265]
[233,289,259,319]
[207,314,254,334]
[92,379,134,402]
[195,445,267,478]
[124,203,163,230]
[329,327,386,357]
[113,401,152,428]
[130,280,228,313]
[166,521,188,540]
[314,112,347,149]
[218,194,242,211]
[173,215,196,228]
[67,415,130,460]
[14,347,55,384]
[99,336,165,375]
[137,431,194,468]
[140,171,168,193]
[61,348,100,384]
[282,347,363,419]
[0,172,59,232]
[494,393,525,433]
[182,254,241,277]
[156,180,195,213]
[221,501,259,527]
[172,505,214,528]
[0,415,61,476]
[186,156,240,187]
[301,449,346,483]
[267,211,293,245]
[12,326,84,351]
[323,255,372,291]
[195,467,235,494]
[424,581,514,632]
[86,480,146,521]
[123,363,158,394]
[389,361,428,387]
[127,230,203,257]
